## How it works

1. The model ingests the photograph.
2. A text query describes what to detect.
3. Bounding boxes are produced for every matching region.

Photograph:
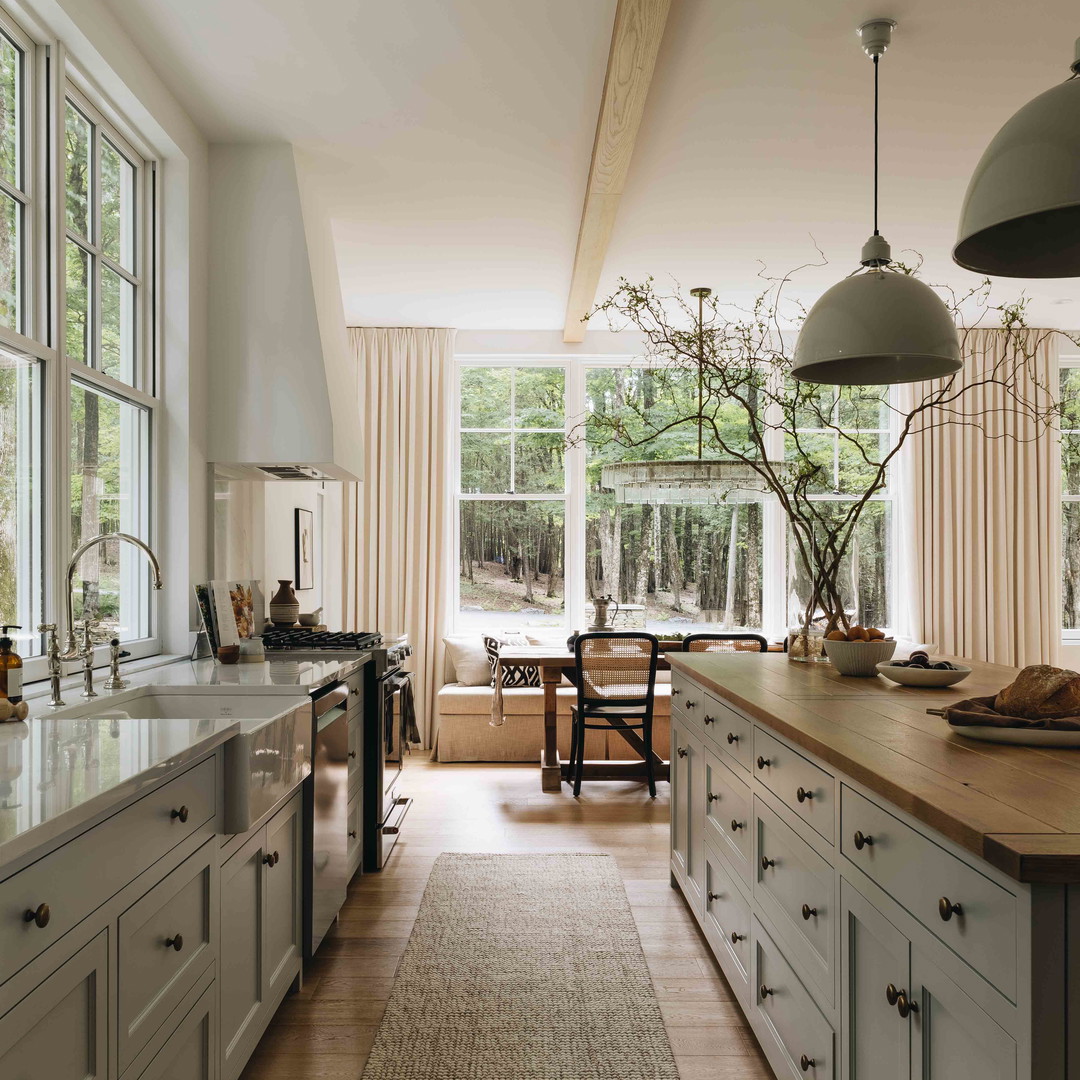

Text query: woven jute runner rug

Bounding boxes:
[360,852,680,1080]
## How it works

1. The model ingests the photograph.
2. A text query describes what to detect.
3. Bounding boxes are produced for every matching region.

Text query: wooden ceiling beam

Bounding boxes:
[563,0,672,343]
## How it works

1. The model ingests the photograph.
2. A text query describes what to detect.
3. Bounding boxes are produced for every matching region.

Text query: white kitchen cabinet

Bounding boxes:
[0,930,109,1080]
[219,790,303,1080]
[670,715,704,911]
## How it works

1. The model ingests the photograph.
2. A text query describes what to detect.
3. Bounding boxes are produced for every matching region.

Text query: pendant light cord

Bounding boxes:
[873,53,880,236]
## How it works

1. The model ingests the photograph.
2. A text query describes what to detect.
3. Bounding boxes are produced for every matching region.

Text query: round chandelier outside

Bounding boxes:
[601,458,791,505]
[792,19,961,387]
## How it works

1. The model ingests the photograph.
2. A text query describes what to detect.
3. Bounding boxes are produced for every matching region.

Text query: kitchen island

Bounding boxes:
[666,651,1077,1080]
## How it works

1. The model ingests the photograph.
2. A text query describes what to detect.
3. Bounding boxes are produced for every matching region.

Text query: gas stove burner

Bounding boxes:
[262,628,383,651]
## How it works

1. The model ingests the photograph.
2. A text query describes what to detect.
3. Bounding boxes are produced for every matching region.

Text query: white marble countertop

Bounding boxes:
[0,653,369,874]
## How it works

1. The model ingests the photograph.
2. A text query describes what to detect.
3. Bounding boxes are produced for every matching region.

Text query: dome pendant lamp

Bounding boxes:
[792,20,961,386]
[954,38,1080,277]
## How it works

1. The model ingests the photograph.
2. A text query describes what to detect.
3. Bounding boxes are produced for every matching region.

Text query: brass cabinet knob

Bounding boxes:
[800,1054,816,1072]
[707,891,723,902]
[672,688,681,696]
[23,903,50,929]
[885,983,900,1006]
[727,732,739,744]
[895,990,918,1018]
[757,756,771,770]
[676,746,688,758]
[165,934,184,952]
[171,805,189,823]
[685,700,696,710]
[730,819,744,831]
[707,792,720,803]
[853,830,873,850]
[730,931,744,944]
[759,984,774,1000]
[761,855,775,871]
[796,786,814,803]
[703,715,715,725]
[938,897,963,922]
[350,686,360,696]
[801,903,818,921]
[263,851,280,867]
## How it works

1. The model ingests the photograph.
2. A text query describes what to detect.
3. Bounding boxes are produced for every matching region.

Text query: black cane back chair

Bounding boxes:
[570,632,660,798]
[682,633,768,653]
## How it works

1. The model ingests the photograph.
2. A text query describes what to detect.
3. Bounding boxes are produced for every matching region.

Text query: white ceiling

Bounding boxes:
[102,0,1080,330]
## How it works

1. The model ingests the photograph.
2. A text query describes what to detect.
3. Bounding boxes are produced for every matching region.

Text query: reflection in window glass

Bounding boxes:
[1063,367,1080,629]
[65,101,91,238]
[458,500,564,630]
[70,382,150,642]
[0,353,40,654]
[65,239,89,363]
[0,33,18,189]
[101,139,135,271]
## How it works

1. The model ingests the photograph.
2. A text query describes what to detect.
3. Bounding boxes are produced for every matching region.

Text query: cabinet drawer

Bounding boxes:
[118,839,217,1072]
[756,800,834,1005]
[754,728,834,843]
[134,977,216,1080]
[702,689,753,773]
[671,671,706,725]
[348,717,362,798]
[703,748,752,884]
[347,791,362,881]
[754,919,835,1080]
[840,785,1017,999]
[0,755,216,986]
[702,848,751,997]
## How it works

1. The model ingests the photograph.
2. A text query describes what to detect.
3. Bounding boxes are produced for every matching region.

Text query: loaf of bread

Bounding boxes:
[994,665,1080,719]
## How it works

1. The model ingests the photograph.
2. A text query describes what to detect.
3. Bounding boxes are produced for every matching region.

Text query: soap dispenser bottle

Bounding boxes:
[0,626,23,704]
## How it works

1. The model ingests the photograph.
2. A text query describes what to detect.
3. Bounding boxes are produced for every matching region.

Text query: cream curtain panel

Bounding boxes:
[345,327,454,748]
[901,327,1060,667]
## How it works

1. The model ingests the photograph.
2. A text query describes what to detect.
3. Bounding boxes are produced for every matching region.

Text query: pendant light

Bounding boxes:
[792,20,961,386]
[954,38,1080,277]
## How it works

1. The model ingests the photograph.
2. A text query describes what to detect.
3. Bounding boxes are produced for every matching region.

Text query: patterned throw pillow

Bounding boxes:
[484,634,542,688]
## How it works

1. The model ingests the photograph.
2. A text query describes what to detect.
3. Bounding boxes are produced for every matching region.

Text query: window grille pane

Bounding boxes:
[0,189,19,330]
[101,139,136,271]
[101,265,135,385]
[65,239,89,363]
[0,33,19,189]
[460,367,510,428]
[65,101,91,239]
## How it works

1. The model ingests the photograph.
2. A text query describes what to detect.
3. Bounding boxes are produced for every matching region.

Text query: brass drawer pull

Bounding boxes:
[685,700,696,709]
[704,714,716,725]
[676,746,688,758]
[350,686,360,696]
[759,983,774,1000]
[727,732,739,744]
[171,805,189,823]
[896,989,918,1018]
[707,791,720,803]
[263,851,280,867]
[801,903,818,921]
[730,819,744,831]
[757,756,771,769]
[800,1054,816,1072]
[938,897,963,922]
[796,786,814,803]
[730,931,744,944]
[853,830,873,850]
[885,983,900,1005]
[23,903,50,929]
[165,934,184,952]
[761,855,775,871]
[672,688,681,696]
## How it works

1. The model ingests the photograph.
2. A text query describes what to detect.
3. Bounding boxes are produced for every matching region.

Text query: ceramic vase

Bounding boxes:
[269,579,300,626]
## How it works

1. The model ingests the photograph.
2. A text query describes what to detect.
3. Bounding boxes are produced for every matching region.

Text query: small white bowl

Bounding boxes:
[875,661,972,687]
[823,637,896,676]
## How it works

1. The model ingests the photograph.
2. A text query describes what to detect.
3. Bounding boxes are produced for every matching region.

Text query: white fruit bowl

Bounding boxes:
[822,637,897,676]
[876,661,972,687]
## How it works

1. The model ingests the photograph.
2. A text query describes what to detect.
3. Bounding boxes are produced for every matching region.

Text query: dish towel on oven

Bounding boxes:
[400,677,421,745]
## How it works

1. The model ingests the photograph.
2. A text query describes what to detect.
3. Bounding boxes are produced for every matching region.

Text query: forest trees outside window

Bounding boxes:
[1063,364,1080,632]
[454,360,896,638]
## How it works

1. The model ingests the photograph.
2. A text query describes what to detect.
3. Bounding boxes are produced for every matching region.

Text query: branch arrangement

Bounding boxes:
[585,269,1070,646]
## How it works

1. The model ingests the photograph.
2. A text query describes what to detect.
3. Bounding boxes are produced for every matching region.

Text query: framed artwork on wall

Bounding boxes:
[295,507,315,590]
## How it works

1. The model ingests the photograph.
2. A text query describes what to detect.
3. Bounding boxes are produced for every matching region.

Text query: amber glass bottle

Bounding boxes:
[0,625,23,704]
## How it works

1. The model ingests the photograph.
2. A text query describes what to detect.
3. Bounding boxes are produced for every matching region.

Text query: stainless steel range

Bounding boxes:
[264,629,414,874]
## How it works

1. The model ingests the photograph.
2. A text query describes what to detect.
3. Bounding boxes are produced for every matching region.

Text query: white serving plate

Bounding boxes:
[876,661,972,687]
[949,725,1080,748]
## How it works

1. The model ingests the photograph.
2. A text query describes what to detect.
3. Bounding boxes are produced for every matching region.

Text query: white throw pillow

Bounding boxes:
[443,636,491,686]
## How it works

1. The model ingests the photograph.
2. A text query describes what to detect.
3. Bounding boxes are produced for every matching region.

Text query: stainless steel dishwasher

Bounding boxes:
[306,683,349,955]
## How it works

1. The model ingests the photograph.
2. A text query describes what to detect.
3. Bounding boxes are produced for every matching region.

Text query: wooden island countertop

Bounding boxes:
[666,651,1080,884]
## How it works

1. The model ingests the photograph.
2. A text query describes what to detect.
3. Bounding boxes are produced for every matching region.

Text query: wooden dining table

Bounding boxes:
[499,641,784,792]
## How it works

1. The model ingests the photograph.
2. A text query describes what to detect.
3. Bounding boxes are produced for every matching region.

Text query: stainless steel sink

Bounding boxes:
[49,685,313,832]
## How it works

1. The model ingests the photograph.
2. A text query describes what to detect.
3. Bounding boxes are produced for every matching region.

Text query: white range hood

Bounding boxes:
[208,143,363,482]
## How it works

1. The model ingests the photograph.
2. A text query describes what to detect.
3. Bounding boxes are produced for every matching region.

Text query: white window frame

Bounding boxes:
[1061,354,1080,643]
[452,354,899,641]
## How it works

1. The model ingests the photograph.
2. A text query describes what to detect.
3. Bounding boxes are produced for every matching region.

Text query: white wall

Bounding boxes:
[1062,643,1080,671]
[26,0,210,655]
